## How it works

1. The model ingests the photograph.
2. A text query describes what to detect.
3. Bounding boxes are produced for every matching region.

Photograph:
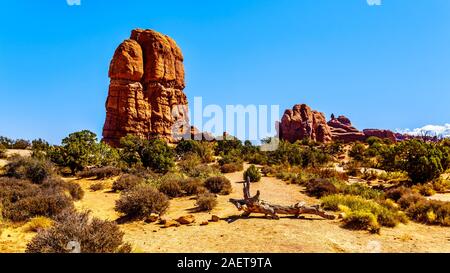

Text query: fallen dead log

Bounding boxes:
[229,178,335,220]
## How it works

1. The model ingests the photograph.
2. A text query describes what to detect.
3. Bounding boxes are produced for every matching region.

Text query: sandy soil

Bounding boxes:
[1,163,449,253]
[0,149,32,167]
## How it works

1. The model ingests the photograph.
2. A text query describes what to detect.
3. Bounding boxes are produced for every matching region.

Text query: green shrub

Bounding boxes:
[31,139,50,160]
[115,184,169,219]
[90,183,104,192]
[220,163,244,173]
[178,153,202,176]
[140,139,175,173]
[77,166,121,180]
[204,176,232,195]
[5,156,54,184]
[26,210,131,253]
[349,143,367,162]
[176,140,215,163]
[412,183,436,197]
[195,193,217,211]
[340,207,380,233]
[405,199,450,226]
[12,139,31,150]
[3,189,73,222]
[23,216,53,232]
[112,174,144,192]
[380,140,447,184]
[180,178,206,195]
[342,183,384,200]
[159,179,183,198]
[243,165,261,182]
[0,143,6,159]
[305,179,339,198]
[321,194,405,229]
[59,130,101,174]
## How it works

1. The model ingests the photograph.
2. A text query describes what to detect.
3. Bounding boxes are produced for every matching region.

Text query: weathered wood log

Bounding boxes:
[229,178,335,220]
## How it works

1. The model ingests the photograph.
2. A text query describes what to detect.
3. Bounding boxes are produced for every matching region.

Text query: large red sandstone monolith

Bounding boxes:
[102,29,189,147]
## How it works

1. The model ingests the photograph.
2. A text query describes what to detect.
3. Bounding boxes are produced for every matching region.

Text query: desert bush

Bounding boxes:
[118,134,145,167]
[4,189,73,222]
[89,183,104,192]
[0,143,6,159]
[41,178,84,201]
[215,138,243,156]
[344,161,362,177]
[405,199,450,226]
[112,174,145,192]
[115,184,169,219]
[59,130,101,174]
[176,140,215,163]
[5,156,54,184]
[77,166,121,180]
[0,136,14,149]
[432,178,450,193]
[26,210,131,253]
[31,139,50,160]
[195,193,217,211]
[342,183,384,200]
[377,171,409,182]
[385,186,413,202]
[24,216,53,232]
[243,165,261,182]
[178,153,202,176]
[380,140,447,184]
[180,178,205,195]
[339,206,380,233]
[245,152,268,165]
[349,143,367,162]
[159,179,183,198]
[204,176,232,195]
[12,139,31,150]
[140,139,175,173]
[412,183,436,197]
[321,194,405,229]
[261,166,276,177]
[220,162,244,173]
[305,179,340,198]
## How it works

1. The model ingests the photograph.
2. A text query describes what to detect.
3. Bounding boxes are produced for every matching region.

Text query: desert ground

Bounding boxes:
[1,163,449,253]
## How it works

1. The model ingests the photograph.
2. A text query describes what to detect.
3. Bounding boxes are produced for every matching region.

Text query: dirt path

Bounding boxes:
[1,164,450,253]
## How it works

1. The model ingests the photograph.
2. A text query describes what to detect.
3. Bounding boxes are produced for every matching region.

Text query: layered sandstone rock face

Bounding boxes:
[103,29,189,147]
[279,104,332,143]
[327,115,366,142]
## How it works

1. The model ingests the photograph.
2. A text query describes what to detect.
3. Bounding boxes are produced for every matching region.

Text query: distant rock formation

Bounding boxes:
[327,115,366,142]
[363,129,396,143]
[328,115,396,143]
[279,104,332,143]
[102,29,190,147]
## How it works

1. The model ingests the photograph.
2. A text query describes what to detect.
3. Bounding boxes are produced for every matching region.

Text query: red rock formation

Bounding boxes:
[363,129,397,143]
[327,115,366,142]
[279,104,332,143]
[102,29,190,147]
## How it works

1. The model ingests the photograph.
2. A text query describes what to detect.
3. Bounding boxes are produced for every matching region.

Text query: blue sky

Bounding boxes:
[0,0,449,143]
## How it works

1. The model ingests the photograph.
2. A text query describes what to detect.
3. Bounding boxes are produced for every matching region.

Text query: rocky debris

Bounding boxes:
[176,215,196,225]
[200,221,209,226]
[210,215,220,222]
[163,220,181,228]
[279,104,332,143]
[103,29,190,147]
[363,129,396,143]
[144,215,159,223]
